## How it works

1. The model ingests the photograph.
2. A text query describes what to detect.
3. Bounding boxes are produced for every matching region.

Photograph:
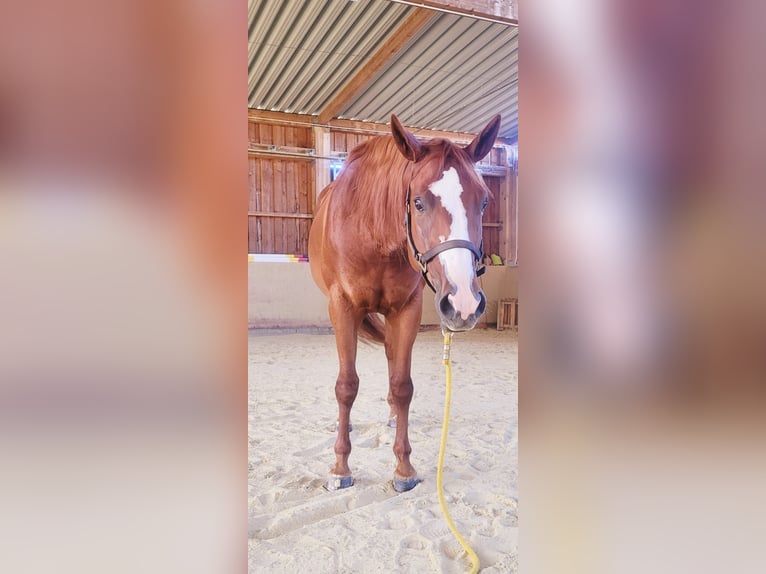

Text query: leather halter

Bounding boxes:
[404,167,486,293]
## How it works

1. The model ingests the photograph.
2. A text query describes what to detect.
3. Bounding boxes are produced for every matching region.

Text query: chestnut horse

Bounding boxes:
[308,114,501,492]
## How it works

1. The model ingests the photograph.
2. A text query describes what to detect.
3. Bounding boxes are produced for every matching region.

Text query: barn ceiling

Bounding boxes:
[248,0,518,143]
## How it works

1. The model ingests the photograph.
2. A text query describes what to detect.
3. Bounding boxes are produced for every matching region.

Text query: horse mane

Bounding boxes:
[338,136,408,254]
[332,135,479,254]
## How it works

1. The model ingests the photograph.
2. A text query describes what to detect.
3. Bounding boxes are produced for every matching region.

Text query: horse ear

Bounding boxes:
[464,115,501,162]
[390,114,426,162]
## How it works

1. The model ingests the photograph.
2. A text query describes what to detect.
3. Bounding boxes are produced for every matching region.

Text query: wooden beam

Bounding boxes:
[317,8,433,124]
[391,0,518,24]
[248,109,491,145]
[247,109,314,124]
[329,117,479,143]
[498,168,508,261]
[247,150,316,161]
[505,166,518,265]
[313,125,331,199]
[248,211,314,219]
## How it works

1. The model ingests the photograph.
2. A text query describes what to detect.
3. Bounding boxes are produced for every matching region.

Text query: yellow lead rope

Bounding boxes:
[438,330,480,574]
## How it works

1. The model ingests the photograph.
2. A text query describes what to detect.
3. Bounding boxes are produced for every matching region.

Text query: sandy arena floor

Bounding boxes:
[248,328,518,573]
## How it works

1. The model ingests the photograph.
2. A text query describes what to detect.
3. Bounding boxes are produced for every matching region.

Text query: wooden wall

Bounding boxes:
[482,175,504,261]
[248,114,517,264]
[248,121,315,254]
[330,130,372,153]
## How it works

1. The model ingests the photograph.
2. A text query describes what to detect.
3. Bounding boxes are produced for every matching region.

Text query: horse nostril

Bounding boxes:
[439,294,454,318]
[476,292,487,316]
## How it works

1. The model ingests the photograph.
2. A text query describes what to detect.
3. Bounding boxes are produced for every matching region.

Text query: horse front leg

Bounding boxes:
[386,294,422,492]
[326,292,360,490]
[384,337,397,428]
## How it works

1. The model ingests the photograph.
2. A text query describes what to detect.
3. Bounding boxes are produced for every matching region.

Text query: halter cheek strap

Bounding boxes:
[404,178,486,294]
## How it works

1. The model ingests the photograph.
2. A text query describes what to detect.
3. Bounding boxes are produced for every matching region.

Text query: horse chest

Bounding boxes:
[340,263,420,314]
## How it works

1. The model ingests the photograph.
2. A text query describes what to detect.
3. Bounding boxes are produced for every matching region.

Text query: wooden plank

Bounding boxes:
[284,125,295,147]
[255,158,263,253]
[353,133,370,149]
[499,299,508,329]
[297,219,307,256]
[286,125,309,148]
[248,212,314,218]
[248,158,257,213]
[317,8,434,124]
[260,159,274,253]
[485,229,498,259]
[295,159,314,255]
[290,160,298,250]
[308,159,316,215]
[273,124,284,147]
[291,160,301,253]
[300,169,318,255]
[258,122,272,145]
[248,121,257,146]
[248,217,259,254]
[275,159,286,252]
[248,151,316,161]
[492,146,506,166]
[333,131,345,152]
[498,168,508,261]
[252,158,258,253]
[482,175,502,260]
[313,125,331,198]
[330,131,339,151]
[247,109,313,124]
[249,143,315,154]
[511,299,517,330]
[298,161,309,215]
[283,160,294,251]
[506,167,517,265]
[329,130,376,154]
[254,158,262,252]
[299,126,312,148]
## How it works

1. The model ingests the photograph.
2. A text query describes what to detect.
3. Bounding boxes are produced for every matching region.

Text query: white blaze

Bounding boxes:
[428,167,480,319]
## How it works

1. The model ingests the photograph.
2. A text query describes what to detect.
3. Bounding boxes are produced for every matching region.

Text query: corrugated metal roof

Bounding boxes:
[248,0,518,142]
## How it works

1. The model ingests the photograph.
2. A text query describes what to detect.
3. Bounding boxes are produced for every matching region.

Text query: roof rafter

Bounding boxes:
[317,7,433,124]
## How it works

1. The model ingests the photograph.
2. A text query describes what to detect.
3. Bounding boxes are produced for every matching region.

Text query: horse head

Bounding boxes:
[391,114,502,332]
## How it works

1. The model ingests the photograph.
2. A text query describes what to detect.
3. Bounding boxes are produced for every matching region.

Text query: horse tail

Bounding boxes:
[359,313,386,345]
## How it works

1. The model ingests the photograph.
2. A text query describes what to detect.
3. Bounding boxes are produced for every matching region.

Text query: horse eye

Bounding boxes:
[413,197,425,212]
[481,197,489,212]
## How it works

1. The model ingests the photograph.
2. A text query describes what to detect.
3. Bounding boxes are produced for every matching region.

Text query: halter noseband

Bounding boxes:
[404,167,486,293]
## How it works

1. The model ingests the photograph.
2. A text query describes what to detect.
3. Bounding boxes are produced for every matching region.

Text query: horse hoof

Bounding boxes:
[324,474,354,491]
[334,421,353,432]
[387,416,397,428]
[393,474,420,493]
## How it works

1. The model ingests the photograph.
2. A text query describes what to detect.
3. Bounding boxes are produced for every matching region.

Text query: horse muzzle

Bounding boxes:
[437,289,487,332]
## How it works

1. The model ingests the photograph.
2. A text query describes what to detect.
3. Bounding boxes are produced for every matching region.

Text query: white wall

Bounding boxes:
[249,262,517,329]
